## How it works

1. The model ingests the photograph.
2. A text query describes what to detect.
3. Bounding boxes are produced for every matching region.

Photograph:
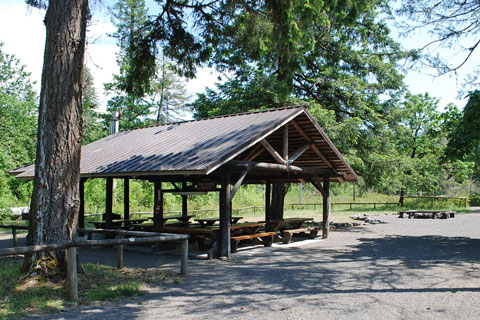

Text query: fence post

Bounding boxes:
[180,239,188,275]
[117,235,124,269]
[12,228,18,247]
[374,203,376,209]
[67,246,78,301]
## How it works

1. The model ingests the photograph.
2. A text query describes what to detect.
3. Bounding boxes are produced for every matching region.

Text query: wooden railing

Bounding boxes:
[0,229,188,301]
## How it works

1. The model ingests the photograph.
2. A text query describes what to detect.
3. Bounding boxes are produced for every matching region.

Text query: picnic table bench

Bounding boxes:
[265,217,318,244]
[194,216,243,226]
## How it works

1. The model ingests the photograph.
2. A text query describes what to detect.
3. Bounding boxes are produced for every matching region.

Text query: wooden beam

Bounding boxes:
[231,170,248,199]
[288,143,312,164]
[291,120,340,178]
[244,143,263,161]
[260,139,286,164]
[231,160,338,176]
[310,176,326,197]
[169,182,180,190]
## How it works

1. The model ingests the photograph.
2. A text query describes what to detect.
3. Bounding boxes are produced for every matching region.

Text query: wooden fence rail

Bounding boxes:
[0,231,189,302]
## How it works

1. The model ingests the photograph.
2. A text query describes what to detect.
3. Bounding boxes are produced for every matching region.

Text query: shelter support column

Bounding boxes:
[124,178,130,224]
[322,177,330,239]
[78,178,85,237]
[265,179,271,222]
[182,181,188,217]
[153,180,164,230]
[218,173,231,258]
[105,177,113,229]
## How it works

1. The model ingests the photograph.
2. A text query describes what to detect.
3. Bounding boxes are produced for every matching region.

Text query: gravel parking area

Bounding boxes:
[7,213,480,319]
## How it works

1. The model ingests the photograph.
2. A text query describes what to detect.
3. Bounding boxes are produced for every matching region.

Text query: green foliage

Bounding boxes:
[105,0,190,129]
[82,67,108,144]
[0,43,37,208]
[444,90,480,180]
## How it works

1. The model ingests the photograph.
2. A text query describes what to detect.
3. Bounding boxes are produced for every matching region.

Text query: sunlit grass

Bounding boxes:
[0,259,175,319]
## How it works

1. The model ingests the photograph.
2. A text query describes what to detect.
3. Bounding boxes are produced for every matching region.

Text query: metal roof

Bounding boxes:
[13,106,358,181]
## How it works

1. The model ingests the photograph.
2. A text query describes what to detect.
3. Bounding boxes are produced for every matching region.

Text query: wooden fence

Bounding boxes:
[0,229,189,301]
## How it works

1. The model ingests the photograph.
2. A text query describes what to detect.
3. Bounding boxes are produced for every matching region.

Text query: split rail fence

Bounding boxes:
[0,229,188,301]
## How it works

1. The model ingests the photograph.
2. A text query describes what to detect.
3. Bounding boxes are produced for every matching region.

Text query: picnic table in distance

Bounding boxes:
[194,216,243,226]
[90,218,149,229]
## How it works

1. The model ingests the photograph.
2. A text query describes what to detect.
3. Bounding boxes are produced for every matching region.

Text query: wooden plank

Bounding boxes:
[260,139,286,164]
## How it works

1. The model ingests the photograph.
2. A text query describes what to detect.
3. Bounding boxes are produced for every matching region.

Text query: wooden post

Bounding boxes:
[67,246,78,301]
[12,228,18,247]
[117,235,123,269]
[180,239,188,275]
[322,177,330,239]
[105,177,113,230]
[153,180,164,229]
[219,173,231,258]
[283,124,288,162]
[124,178,130,224]
[265,180,271,221]
[79,178,85,237]
[182,181,188,217]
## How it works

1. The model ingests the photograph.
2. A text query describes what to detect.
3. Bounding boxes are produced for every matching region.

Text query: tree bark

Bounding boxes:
[24,0,89,274]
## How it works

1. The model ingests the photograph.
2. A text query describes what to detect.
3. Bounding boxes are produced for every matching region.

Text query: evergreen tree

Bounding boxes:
[106,0,190,129]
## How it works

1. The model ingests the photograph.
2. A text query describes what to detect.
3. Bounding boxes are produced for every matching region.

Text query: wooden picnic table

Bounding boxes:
[90,218,149,229]
[153,221,268,252]
[264,217,318,244]
[266,217,314,231]
[194,216,243,226]
[398,210,455,219]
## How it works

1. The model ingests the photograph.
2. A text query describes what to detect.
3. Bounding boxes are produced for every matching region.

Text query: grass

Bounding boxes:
[0,258,177,319]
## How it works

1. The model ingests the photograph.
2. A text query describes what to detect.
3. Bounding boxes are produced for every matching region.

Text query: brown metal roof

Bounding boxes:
[13,106,358,181]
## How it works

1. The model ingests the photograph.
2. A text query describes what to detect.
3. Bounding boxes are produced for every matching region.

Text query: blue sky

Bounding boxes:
[0,0,477,115]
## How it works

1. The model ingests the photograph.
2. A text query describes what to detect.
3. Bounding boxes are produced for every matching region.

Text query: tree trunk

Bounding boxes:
[23,0,89,275]
[271,183,288,220]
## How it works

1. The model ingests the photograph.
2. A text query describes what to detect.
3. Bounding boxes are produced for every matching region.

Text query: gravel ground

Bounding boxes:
[5,213,480,320]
